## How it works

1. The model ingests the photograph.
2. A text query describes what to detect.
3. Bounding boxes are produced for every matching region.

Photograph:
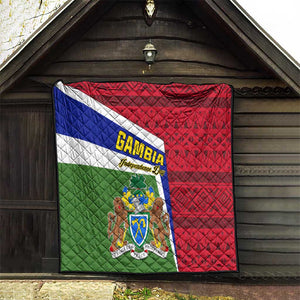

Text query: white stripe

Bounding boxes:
[56,133,167,222]
[55,81,165,152]
[57,134,158,175]
[56,133,177,269]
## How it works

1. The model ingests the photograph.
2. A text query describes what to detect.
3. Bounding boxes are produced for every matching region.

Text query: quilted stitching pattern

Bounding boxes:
[54,81,237,273]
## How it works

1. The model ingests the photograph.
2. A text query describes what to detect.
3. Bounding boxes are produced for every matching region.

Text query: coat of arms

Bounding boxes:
[107,174,170,259]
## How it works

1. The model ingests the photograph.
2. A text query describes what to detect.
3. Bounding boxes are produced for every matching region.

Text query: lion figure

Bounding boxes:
[149,197,170,252]
[107,197,129,252]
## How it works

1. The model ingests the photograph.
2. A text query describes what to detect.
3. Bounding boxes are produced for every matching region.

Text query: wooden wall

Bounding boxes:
[0,0,299,277]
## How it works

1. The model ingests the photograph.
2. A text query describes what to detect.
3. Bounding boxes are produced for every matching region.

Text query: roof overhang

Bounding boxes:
[0,0,299,95]
[188,0,299,94]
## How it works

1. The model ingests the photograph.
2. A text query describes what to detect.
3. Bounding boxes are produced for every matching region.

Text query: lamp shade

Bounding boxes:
[143,42,157,64]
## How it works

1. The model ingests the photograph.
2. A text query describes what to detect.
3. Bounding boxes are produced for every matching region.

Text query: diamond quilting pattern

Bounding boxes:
[54,81,237,274]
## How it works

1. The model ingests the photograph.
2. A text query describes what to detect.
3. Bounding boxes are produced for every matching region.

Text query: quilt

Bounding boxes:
[53,81,238,273]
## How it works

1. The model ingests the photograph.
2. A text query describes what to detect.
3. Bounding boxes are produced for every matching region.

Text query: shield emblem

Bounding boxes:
[129,213,149,247]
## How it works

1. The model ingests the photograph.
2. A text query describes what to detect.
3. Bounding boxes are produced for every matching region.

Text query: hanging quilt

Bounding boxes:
[53,81,238,273]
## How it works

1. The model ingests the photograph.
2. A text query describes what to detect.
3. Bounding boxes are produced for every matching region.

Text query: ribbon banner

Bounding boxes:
[53,81,238,273]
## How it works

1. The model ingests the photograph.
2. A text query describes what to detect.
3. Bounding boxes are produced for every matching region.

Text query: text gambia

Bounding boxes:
[115,130,164,166]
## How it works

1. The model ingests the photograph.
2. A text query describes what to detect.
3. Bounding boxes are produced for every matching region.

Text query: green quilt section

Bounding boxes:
[58,163,177,273]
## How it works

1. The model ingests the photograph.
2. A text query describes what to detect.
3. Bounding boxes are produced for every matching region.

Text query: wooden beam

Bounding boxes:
[238,239,300,253]
[235,165,300,176]
[234,154,300,165]
[0,200,57,210]
[28,76,287,89]
[39,61,266,78]
[237,224,300,239]
[236,198,300,212]
[237,212,300,226]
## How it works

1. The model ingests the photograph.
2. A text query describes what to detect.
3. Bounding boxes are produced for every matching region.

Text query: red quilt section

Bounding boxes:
[69,81,237,272]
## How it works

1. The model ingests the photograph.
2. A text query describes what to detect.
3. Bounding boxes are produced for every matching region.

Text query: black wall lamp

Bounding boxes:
[143,40,157,67]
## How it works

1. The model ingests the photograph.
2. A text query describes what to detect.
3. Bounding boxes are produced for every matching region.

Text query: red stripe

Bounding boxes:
[175,228,237,272]
[69,81,231,108]
[168,171,232,183]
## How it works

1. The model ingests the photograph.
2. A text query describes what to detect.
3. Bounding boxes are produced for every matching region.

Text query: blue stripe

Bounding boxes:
[53,86,165,167]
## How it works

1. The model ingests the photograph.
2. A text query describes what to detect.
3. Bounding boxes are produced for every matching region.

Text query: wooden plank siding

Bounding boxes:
[0,0,299,277]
